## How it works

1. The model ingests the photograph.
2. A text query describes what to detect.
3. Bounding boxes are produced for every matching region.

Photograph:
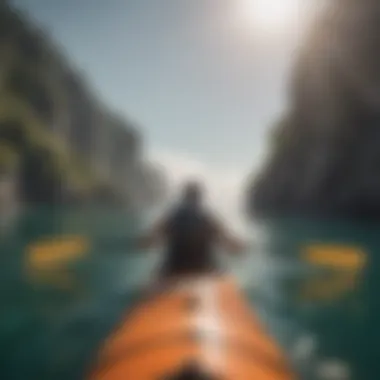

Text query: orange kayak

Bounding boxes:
[88,275,294,380]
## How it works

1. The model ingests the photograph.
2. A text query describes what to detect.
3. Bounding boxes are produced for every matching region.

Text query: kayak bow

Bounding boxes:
[89,275,294,380]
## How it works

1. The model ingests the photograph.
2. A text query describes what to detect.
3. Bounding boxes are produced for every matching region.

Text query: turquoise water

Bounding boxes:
[0,210,377,379]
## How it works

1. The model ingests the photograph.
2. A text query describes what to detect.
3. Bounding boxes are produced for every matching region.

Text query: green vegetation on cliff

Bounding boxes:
[0,0,166,207]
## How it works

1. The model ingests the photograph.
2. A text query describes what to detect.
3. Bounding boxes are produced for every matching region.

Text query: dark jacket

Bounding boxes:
[161,202,220,276]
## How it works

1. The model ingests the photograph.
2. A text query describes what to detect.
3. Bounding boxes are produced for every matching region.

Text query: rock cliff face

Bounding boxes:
[248,0,380,220]
[0,0,166,208]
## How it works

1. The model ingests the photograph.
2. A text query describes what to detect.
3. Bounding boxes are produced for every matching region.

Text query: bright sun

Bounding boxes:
[241,0,301,34]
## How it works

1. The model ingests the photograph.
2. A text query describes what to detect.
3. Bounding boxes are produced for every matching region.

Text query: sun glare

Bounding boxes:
[240,0,301,35]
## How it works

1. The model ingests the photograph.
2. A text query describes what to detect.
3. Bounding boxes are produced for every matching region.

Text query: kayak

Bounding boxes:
[88,275,294,380]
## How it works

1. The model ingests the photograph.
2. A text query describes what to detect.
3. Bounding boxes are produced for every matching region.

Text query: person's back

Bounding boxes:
[162,200,218,276]
[138,180,246,278]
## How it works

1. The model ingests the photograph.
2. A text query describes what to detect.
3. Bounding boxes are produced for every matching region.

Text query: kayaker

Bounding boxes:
[138,180,246,277]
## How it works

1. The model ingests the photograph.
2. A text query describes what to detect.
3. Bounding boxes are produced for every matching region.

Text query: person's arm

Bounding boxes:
[136,217,168,250]
[213,217,247,255]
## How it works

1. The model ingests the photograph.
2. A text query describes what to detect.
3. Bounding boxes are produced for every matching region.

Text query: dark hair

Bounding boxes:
[182,180,203,204]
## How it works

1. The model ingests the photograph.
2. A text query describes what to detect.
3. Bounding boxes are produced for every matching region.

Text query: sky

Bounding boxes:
[12,0,321,229]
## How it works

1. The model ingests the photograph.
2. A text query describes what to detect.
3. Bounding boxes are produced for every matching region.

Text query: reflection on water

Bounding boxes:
[235,251,352,380]
[0,211,376,379]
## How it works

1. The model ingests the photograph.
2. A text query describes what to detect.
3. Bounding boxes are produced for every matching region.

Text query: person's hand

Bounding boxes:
[136,234,155,250]
[228,238,249,255]
[136,218,167,251]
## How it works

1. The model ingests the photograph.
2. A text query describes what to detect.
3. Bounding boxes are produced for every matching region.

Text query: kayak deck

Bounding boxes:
[89,275,294,379]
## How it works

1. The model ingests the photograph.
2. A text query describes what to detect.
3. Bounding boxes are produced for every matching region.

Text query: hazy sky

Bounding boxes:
[12,0,319,227]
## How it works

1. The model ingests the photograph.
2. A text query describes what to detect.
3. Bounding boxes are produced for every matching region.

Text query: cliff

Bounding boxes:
[0,0,166,209]
[248,0,380,220]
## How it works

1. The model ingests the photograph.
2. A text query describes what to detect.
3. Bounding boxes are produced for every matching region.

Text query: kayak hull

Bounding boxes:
[89,275,294,380]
